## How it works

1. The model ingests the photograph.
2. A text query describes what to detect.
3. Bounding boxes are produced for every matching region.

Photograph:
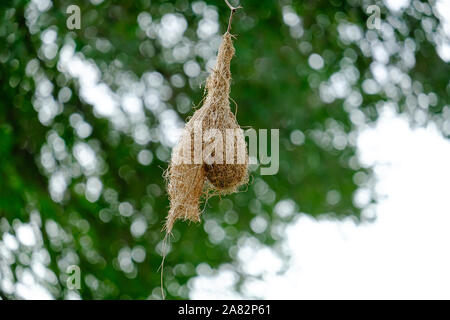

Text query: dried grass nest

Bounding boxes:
[164,31,248,233]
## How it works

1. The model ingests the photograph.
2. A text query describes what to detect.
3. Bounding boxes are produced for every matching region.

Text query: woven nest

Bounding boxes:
[165,32,248,233]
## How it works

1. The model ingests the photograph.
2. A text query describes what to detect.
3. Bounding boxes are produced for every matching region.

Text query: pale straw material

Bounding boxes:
[164,32,248,233]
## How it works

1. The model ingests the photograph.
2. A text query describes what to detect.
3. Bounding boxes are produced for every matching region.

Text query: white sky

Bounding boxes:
[191,107,450,300]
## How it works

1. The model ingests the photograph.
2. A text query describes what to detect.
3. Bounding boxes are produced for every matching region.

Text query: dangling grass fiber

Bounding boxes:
[161,2,246,299]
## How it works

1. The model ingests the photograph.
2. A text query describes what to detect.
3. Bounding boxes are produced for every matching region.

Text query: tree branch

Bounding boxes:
[224,0,242,33]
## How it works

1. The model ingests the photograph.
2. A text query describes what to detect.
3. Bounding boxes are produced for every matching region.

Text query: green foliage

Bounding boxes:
[0,0,449,299]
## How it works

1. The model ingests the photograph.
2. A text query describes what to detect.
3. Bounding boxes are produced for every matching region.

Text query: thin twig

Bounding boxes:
[159,232,169,300]
[224,0,242,33]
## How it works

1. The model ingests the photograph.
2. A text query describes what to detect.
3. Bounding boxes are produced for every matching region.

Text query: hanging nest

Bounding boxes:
[165,32,248,233]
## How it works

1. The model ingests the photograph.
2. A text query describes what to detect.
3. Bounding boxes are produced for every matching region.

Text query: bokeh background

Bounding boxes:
[0,0,449,299]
